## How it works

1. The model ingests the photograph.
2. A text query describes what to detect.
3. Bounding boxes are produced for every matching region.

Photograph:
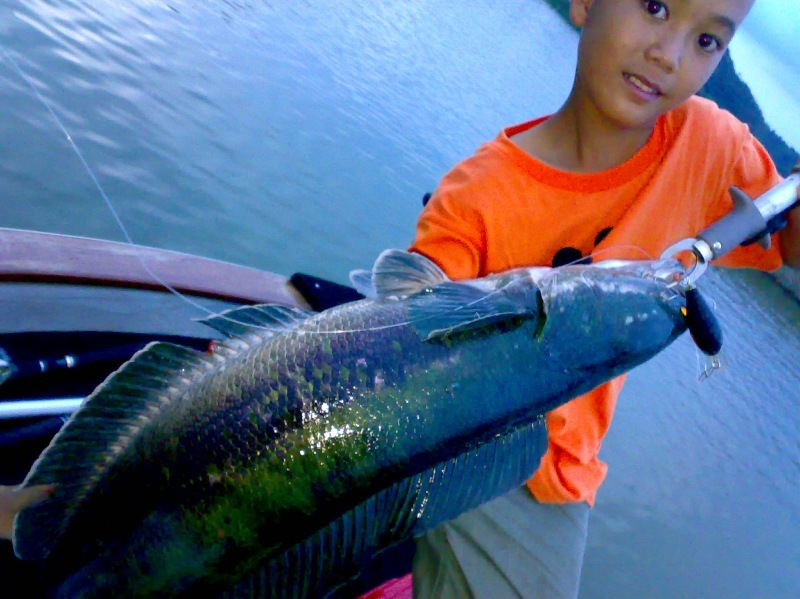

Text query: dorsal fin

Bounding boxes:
[369,250,449,299]
[408,280,541,341]
[348,269,376,298]
[14,342,217,560]
[199,304,314,344]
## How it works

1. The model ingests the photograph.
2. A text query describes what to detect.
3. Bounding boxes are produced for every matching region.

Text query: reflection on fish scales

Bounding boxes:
[13,250,688,598]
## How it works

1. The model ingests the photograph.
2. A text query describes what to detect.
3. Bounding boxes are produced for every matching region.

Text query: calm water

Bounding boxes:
[1,1,798,597]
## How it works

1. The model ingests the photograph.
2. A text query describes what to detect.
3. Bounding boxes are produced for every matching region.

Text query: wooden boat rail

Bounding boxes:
[0,227,310,309]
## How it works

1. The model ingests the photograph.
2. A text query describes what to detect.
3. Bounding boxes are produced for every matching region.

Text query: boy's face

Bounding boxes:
[570,0,754,131]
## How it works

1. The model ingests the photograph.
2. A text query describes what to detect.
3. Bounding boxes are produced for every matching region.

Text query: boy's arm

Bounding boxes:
[408,189,485,281]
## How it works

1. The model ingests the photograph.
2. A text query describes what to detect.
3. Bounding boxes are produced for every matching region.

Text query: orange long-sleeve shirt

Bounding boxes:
[409,96,783,506]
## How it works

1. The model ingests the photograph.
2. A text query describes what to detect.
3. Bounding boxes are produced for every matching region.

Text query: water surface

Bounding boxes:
[1,1,798,597]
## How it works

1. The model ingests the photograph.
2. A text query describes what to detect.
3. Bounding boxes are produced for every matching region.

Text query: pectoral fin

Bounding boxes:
[408,281,541,340]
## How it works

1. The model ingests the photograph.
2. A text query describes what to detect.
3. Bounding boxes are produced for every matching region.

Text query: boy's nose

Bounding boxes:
[644,33,683,74]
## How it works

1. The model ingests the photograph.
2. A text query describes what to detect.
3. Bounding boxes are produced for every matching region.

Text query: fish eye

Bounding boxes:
[643,0,668,20]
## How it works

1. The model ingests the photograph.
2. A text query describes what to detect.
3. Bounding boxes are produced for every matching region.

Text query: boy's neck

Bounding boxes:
[513,98,657,174]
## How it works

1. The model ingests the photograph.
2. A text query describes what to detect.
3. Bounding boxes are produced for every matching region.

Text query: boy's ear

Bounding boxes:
[570,0,595,27]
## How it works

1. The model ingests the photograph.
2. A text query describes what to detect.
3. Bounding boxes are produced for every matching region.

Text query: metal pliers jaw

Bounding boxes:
[660,171,800,355]
[660,237,714,291]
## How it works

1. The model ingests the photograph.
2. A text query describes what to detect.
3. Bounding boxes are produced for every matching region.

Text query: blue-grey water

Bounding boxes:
[1,1,798,597]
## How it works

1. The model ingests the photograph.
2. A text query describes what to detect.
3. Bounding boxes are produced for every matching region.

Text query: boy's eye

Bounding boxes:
[643,0,668,20]
[698,33,722,53]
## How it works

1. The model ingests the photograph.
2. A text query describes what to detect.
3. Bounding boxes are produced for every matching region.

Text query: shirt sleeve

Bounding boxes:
[407,171,488,281]
[708,129,784,272]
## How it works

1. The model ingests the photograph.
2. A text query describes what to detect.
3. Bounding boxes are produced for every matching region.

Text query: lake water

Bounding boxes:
[1,1,798,597]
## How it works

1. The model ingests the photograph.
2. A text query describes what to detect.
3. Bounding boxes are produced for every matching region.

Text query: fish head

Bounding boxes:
[359,251,686,371]
[532,258,688,373]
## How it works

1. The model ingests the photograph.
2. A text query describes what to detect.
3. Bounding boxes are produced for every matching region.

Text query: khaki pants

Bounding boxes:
[412,486,590,599]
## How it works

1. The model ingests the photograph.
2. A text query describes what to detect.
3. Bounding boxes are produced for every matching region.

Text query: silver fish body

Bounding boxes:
[14,250,687,598]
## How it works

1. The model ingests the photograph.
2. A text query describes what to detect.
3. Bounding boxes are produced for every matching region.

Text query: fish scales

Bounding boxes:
[47,304,544,596]
[222,420,548,599]
[14,250,688,598]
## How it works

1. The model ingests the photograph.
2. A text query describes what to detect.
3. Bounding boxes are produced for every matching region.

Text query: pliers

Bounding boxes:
[661,169,800,289]
[660,169,800,356]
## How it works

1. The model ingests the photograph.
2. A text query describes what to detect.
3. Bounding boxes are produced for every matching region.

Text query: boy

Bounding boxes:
[409,0,800,597]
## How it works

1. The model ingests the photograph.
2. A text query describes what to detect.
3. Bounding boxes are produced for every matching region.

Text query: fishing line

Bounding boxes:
[0,42,460,337]
[0,44,540,337]
[0,45,685,340]
[584,244,656,263]
[0,42,286,331]
[0,42,456,337]
[697,351,726,381]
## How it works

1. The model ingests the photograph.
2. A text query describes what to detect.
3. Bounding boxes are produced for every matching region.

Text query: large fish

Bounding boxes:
[14,250,688,598]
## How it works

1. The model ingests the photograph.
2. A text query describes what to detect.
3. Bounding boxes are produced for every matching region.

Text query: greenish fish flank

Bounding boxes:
[14,250,688,598]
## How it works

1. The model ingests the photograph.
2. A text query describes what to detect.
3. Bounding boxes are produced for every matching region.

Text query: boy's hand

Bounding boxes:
[0,484,54,541]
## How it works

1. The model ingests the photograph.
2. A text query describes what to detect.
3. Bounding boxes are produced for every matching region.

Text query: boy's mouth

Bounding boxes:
[623,73,663,98]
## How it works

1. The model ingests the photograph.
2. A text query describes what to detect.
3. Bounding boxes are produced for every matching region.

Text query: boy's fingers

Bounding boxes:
[9,484,55,510]
[0,484,54,541]
[0,484,55,512]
